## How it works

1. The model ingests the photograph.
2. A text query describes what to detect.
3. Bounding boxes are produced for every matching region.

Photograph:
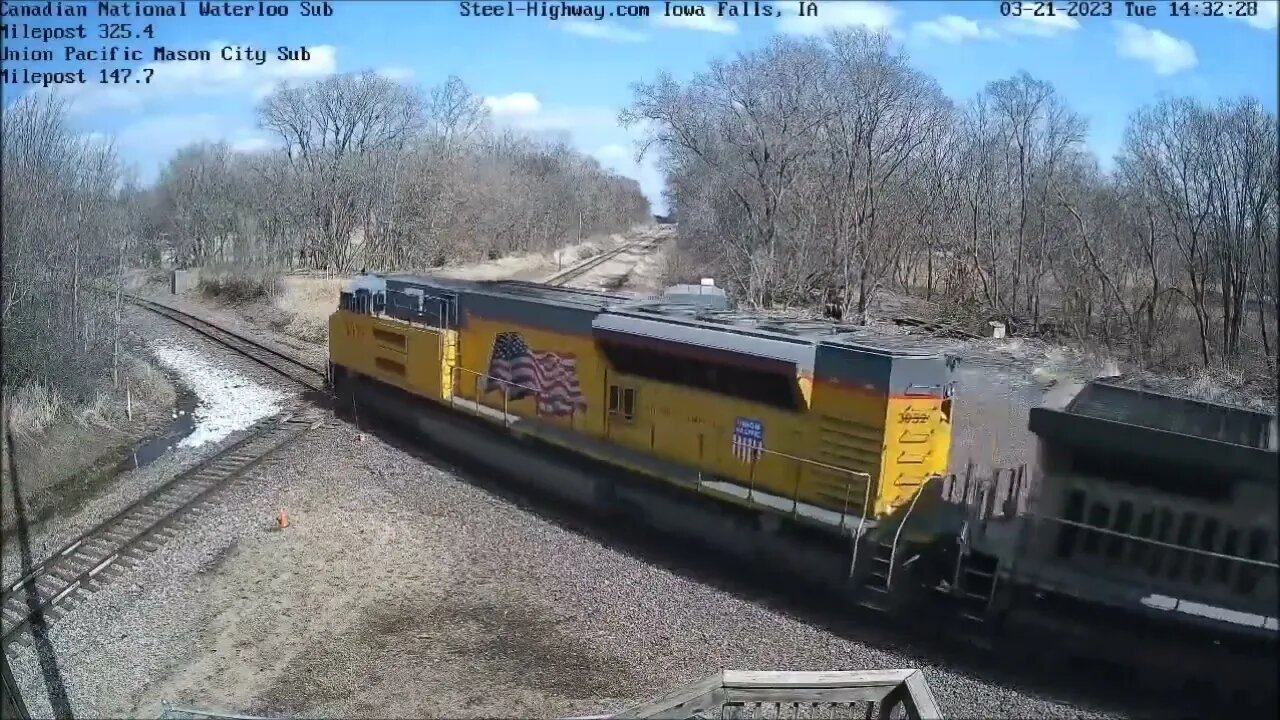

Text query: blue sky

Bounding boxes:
[5,0,1277,211]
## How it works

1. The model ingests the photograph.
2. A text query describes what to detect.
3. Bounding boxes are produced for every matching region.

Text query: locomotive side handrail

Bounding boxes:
[449,365,577,430]
[448,364,876,546]
[739,444,873,531]
[1026,514,1280,568]
[1011,503,1278,633]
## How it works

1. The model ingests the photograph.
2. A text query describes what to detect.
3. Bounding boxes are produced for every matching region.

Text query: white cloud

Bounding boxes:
[1115,21,1197,75]
[654,5,738,34]
[109,112,270,180]
[1002,9,1080,37]
[1235,0,1278,29]
[594,143,664,214]
[479,93,657,209]
[509,105,619,133]
[376,66,416,82]
[913,15,998,43]
[483,92,623,137]
[778,1,897,35]
[595,143,632,163]
[483,92,542,116]
[57,43,337,115]
[230,135,273,153]
[563,20,648,42]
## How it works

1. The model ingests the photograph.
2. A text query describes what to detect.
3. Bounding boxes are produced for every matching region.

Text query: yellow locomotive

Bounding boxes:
[328,273,1278,708]
[328,274,955,534]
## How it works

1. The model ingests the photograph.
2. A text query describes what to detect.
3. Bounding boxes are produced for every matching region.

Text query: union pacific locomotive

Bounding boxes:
[328,272,1277,703]
[330,274,955,524]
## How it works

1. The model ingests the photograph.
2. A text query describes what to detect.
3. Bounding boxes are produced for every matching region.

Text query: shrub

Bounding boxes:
[198,265,282,302]
[4,381,64,438]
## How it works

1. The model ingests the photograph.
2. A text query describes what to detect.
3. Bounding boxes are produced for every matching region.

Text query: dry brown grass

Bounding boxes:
[4,382,65,438]
[3,355,176,442]
[263,236,628,346]
[122,355,177,411]
[272,275,348,345]
[199,265,283,302]
[121,267,169,292]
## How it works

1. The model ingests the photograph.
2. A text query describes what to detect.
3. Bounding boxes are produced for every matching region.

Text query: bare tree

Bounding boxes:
[137,72,648,276]
[2,94,132,402]
[257,71,425,272]
[638,30,1275,396]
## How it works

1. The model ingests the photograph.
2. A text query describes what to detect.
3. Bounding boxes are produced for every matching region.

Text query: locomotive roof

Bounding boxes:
[1029,379,1277,483]
[1068,380,1276,450]
[612,299,950,357]
[387,274,949,359]
[386,274,631,309]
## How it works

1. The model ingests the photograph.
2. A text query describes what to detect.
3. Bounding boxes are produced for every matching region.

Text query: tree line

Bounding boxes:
[144,73,652,272]
[1,72,651,410]
[2,93,134,404]
[623,30,1278,383]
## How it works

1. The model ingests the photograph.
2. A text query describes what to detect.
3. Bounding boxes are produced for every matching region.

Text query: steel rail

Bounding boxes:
[544,234,663,287]
[126,295,326,391]
[1,413,322,655]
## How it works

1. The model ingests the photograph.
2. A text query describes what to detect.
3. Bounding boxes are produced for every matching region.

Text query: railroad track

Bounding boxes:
[544,231,668,287]
[0,296,328,656]
[1,412,323,657]
[127,296,327,391]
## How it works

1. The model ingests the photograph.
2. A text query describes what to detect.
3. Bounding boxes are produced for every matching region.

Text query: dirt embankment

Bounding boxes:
[2,354,179,543]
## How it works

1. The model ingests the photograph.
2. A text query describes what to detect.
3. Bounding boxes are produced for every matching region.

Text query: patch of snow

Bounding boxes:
[148,341,287,448]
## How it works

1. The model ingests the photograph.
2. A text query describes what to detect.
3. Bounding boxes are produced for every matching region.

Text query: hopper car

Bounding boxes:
[328,273,1277,704]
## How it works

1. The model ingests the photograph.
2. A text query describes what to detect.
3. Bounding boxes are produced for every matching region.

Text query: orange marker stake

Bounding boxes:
[277,508,290,529]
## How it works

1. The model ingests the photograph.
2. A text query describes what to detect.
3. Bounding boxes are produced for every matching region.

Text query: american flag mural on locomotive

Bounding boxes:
[732,417,764,463]
[483,332,587,417]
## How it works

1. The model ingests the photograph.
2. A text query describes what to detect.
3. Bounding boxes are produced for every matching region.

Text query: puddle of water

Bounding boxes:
[113,385,200,473]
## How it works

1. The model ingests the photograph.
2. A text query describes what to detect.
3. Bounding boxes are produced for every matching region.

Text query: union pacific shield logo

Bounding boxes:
[732,417,764,463]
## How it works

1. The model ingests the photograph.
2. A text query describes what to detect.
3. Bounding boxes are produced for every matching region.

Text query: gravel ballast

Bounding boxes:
[1,306,302,592]
[11,416,1153,719]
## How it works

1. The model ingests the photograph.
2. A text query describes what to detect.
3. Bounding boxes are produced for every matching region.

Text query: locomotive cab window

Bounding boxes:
[608,384,636,421]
